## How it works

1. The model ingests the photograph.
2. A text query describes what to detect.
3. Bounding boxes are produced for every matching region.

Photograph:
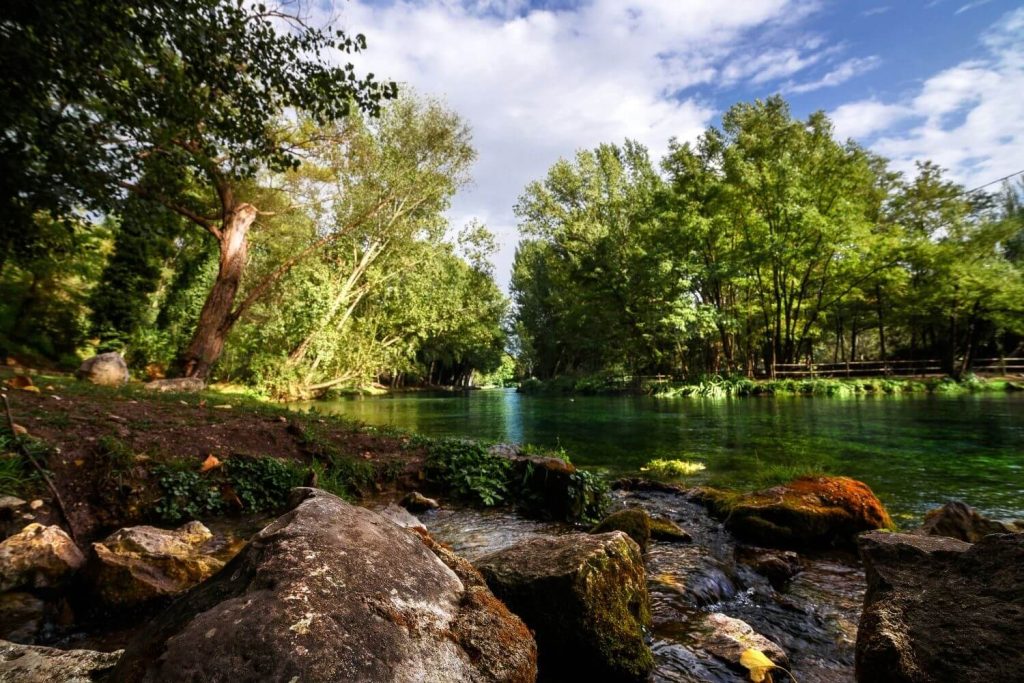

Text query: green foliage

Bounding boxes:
[565,470,610,524]
[152,463,225,523]
[153,455,307,523]
[642,459,707,479]
[225,457,305,513]
[426,438,511,506]
[511,97,1024,387]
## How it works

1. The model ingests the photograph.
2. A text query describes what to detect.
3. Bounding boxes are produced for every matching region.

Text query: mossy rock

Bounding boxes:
[649,517,692,543]
[590,509,651,552]
[693,476,893,548]
[476,532,653,682]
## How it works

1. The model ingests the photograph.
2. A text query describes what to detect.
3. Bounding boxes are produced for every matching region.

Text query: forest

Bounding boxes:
[512,98,1024,382]
[0,0,506,398]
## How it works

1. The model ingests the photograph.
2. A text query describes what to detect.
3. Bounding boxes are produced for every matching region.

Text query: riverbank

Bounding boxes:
[518,373,1023,397]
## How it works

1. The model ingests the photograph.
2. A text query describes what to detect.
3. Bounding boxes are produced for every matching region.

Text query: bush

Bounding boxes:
[426,438,511,506]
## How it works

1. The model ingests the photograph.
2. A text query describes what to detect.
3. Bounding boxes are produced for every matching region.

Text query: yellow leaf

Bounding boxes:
[200,454,222,473]
[740,648,775,683]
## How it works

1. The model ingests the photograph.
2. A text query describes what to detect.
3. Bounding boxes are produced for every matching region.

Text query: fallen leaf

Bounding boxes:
[5,376,33,389]
[20,385,40,394]
[11,423,28,436]
[44,385,55,391]
[74,459,85,467]
[200,454,222,473]
[213,404,232,410]
[740,649,776,683]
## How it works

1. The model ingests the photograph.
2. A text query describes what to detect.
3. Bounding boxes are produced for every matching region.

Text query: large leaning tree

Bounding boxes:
[0,0,396,378]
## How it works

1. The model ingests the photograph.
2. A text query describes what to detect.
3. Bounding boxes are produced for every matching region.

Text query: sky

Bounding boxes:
[321,0,1024,287]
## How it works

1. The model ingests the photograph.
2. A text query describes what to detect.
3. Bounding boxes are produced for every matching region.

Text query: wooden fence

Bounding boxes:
[769,358,1024,378]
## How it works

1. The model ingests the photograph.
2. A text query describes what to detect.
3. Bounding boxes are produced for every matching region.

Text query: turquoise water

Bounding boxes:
[300,389,1024,522]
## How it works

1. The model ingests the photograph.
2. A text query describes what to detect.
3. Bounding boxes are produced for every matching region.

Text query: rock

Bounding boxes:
[856,531,1024,682]
[401,491,440,512]
[0,640,121,682]
[0,592,45,642]
[380,503,427,532]
[695,476,893,548]
[476,531,653,682]
[90,521,224,608]
[143,377,205,393]
[0,498,26,513]
[27,501,42,511]
[692,612,789,673]
[3,376,33,390]
[113,489,536,682]
[591,508,651,552]
[915,500,1021,542]
[649,516,692,543]
[0,524,84,591]
[75,352,129,387]
[489,444,606,522]
[736,546,803,589]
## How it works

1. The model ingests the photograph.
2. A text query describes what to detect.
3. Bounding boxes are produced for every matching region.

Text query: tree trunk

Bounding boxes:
[875,284,887,362]
[180,203,257,379]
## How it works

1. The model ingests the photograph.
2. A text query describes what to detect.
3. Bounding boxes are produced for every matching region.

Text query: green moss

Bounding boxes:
[591,509,652,552]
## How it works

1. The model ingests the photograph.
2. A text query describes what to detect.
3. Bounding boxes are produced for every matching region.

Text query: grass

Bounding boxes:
[641,458,706,480]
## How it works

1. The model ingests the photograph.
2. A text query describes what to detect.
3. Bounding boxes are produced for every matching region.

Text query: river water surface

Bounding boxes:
[300,389,1024,522]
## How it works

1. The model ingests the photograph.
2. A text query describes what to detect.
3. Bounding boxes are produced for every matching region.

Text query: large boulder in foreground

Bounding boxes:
[695,476,892,548]
[856,531,1024,682]
[0,524,84,592]
[76,352,129,386]
[915,500,1021,543]
[0,640,121,682]
[90,521,225,608]
[113,488,536,682]
[476,532,653,682]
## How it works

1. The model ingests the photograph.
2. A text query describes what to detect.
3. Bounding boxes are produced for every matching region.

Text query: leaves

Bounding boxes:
[740,648,775,683]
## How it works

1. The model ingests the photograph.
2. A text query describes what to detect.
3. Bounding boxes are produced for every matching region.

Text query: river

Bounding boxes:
[296,389,1024,523]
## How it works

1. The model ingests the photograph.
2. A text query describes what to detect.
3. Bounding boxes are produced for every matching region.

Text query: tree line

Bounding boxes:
[0,0,506,397]
[512,97,1024,381]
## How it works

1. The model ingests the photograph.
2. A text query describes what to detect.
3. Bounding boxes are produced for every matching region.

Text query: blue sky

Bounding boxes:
[323,0,1024,285]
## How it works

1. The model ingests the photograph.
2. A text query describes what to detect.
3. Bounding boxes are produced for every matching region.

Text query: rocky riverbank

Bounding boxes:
[1,370,1021,681]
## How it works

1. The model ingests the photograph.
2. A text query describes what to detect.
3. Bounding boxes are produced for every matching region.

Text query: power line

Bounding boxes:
[966,168,1024,194]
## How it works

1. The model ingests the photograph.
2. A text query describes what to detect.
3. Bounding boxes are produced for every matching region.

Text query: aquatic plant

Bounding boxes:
[642,458,706,479]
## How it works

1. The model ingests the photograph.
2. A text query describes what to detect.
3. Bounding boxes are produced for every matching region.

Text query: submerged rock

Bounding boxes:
[0,592,45,642]
[735,546,802,589]
[113,488,536,682]
[856,531,1024,682]
[650,516,692,543]
[90,521,224,608]
[476,531,653,682]
[692,612,790,674]
[591,508,651,552]
[0,524,84,591]
[142,377,205,393]
[695,476,892,548]
[0,640,121,682]
[915,500,1021,542]
[401,491,440,512]
[76,352,129,387]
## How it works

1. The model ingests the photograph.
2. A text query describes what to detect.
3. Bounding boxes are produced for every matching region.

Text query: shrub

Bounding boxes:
[426,438,511,506]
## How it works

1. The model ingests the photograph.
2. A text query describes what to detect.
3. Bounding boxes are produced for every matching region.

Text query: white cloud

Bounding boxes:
[784,55,882,94]
[323,0,826,286]
[830,100,913,140]
[955,0,993,15]
[835,8,1024,188]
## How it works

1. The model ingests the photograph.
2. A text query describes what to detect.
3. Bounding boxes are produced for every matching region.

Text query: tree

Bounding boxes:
[1,0,396,378]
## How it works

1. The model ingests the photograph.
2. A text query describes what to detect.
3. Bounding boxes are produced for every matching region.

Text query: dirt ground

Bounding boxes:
[1,370,427,541]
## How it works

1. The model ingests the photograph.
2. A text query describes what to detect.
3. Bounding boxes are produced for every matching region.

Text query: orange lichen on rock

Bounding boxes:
[695,476,893,548]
